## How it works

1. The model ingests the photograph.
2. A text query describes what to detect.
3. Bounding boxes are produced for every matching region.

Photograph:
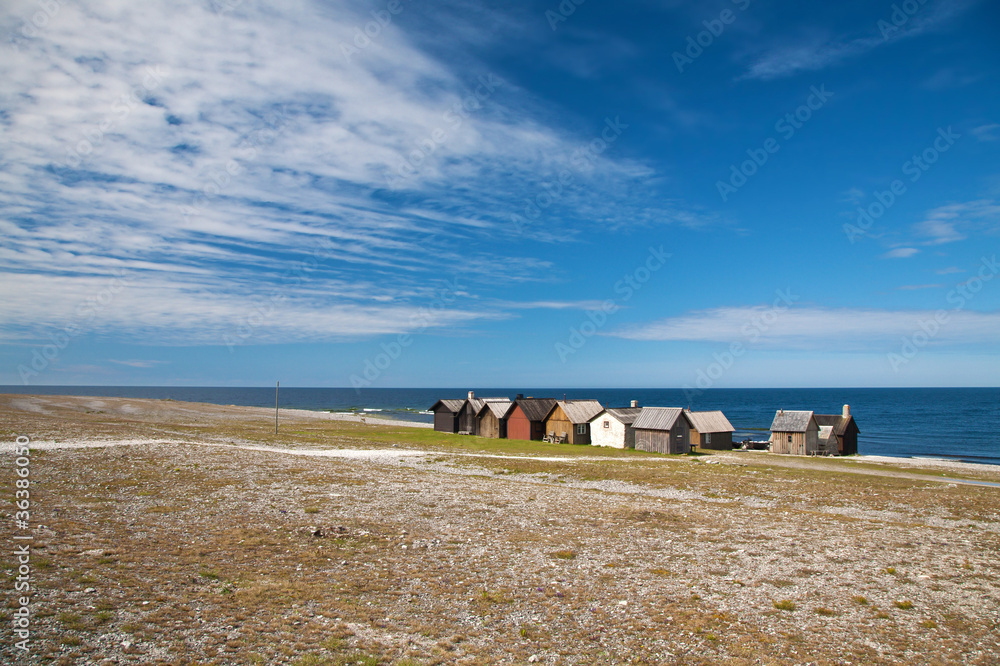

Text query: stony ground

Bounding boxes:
[2,394,999,665]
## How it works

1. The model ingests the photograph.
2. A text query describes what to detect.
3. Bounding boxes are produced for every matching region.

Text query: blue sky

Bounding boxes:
[1,0,998,389]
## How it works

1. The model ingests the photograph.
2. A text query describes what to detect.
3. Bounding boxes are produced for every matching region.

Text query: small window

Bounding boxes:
[787,435,793,443]
[577,424,587,435]
[706,433,712,444]
[603,420,610,429]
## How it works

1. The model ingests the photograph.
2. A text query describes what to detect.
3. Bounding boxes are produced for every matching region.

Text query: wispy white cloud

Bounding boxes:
[0,0,707,344]
[609,306,1000,348]
[884,247,919,259]
[921,67,983,90]
[108,359,169,368]
[739,1,976,80]
[897,284,943,291]
[971,123,1000,142]
[840,187,866,205]
[914,200,1000,245]
[502,300,611,311]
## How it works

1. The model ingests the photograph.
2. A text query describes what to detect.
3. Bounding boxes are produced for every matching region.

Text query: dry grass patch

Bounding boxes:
[4,394,1000,665]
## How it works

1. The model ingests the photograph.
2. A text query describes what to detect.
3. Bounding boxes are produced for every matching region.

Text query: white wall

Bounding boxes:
[589,414,626,448]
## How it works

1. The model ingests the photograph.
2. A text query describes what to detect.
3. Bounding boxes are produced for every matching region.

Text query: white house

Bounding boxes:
[588,406,643,449]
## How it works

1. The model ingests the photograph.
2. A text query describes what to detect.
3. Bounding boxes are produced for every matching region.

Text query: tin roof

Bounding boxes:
[557,400,604,424]
[632,407,685,431]
[769,410,815,433]
[684,410,735,433]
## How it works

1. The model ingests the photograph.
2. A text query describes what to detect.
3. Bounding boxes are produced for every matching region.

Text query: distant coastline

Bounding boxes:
[3,385,998,465]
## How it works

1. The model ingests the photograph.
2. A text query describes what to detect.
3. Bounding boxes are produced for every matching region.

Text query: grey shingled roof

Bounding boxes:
[632,407,685,431]
[557,400,604,424]
[516,398,558,422]
[602,407,643,425]
[769,410,815,433]
[429,399,466,413]
[478,400,514,419]
[684,410,735,433]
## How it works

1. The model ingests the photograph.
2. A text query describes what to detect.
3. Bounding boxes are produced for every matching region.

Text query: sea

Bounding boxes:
[3,386,998,466]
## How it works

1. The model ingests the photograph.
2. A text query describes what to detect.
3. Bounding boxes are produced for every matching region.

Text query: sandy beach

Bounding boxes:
[2,393,999,664]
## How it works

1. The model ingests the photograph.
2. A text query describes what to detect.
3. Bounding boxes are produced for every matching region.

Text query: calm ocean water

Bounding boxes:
[4,386,999,465]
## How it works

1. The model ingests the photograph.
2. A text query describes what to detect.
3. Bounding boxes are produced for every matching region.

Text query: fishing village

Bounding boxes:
[430,391,859,457]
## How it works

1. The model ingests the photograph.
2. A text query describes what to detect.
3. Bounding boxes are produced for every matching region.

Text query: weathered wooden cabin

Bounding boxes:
[632,407,692,454]
[476,399,514,439]
[589,405,642,449]
[506,398,557,441]
[544,400,604,444]
[429,398,465,433]
[769,410,820,455]
[456,392,483,435]
[814,405,859,456]
[817,425,840,455]
[685,410,735,450]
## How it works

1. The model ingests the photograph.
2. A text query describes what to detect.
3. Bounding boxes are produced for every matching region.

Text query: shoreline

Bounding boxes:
[3,392,996,473]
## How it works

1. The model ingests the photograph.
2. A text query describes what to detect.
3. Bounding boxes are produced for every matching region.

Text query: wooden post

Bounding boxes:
[274,381,279,435]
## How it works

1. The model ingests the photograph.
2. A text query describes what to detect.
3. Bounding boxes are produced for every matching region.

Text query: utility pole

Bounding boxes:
[274,381,279,435]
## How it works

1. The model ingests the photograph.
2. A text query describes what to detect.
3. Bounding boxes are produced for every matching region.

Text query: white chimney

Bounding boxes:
[843,404,850,418]
[468,391,475,400]
[631,400,638,408]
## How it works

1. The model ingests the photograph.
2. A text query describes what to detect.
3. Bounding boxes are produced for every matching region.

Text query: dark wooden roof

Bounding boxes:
[515,398,557,422]
[814,414,859,435]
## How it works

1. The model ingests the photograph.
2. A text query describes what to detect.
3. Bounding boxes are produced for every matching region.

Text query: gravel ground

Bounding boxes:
[1,395,998,665]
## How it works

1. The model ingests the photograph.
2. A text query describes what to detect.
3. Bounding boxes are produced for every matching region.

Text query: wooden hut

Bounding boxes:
[589,406,643,449]
[769,410,820,455]
[633,407,692,454]
[685,410,735,450]
[817,425,839,455]
[476,399,514,439]
[506,398,557,441]
[429,399,465,433]
[814,405,859,456]
[457,392,483,435]
[544,400,604,444]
